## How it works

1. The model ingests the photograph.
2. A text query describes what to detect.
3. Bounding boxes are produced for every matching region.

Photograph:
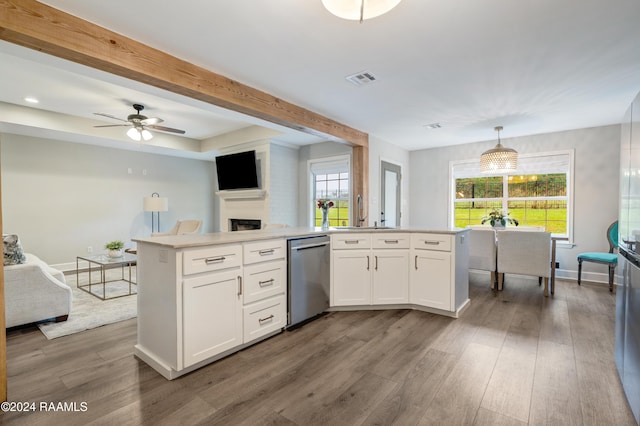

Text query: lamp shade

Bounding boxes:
[322,0,402,21]
[143,195,168,212]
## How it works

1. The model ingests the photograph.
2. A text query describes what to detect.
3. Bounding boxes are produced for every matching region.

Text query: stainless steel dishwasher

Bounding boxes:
[287,235,330,328]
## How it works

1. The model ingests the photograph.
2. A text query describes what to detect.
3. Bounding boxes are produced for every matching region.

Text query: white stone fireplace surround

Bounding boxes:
[216,189,268,232]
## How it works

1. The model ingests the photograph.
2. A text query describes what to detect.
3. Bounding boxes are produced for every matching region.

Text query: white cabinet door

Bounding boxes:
[372,250,409,304]
[410,250,452,311]
[183,269,243,368]
[332,250,371,306]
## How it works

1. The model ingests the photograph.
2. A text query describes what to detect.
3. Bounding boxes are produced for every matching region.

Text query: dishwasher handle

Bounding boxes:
[292,242,330,251]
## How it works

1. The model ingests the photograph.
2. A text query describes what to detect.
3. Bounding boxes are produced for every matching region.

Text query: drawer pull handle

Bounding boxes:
[384,239,399,244]
[237,275,243,296]
[259,278,275,287]
[367,255,370,271]
[259,249,275,256]
[424,241,440,245]
[415,255,418,270]
[345,240,359,244]
[205,256,226,264]
[375,255,378,271]
[259,314,274,324]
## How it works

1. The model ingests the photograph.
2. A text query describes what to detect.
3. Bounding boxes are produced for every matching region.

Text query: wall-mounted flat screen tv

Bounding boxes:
[215,150,259,190]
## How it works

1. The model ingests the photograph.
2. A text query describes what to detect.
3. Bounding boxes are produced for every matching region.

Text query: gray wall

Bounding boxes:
[270,143,299,227]
[409,125,621,282]
[1,133,216,269]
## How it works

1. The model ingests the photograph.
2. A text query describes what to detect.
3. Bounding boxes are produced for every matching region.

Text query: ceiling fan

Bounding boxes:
[94,103,186,141]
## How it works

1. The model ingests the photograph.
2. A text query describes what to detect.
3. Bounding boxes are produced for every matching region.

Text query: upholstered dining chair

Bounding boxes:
[152,219,202,236]
[467,227,497,288]
[577,221,618,292]
[496,230,552,296]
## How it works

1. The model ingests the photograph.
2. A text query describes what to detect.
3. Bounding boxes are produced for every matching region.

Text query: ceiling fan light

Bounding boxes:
[141,129,153,141]
[480,126,518,173]
[127,127,142,141]
[322,0,402,21]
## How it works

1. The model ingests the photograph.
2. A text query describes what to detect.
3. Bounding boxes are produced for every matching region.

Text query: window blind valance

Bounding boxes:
[452,150,573,179]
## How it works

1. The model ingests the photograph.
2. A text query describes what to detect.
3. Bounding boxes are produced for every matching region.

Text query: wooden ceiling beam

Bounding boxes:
[0,0,368,148]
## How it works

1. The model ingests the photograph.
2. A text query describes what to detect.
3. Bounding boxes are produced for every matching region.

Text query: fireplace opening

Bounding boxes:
[229,219,262,231]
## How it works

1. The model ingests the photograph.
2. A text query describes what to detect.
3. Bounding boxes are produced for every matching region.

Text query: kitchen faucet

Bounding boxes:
[356,194,366,227]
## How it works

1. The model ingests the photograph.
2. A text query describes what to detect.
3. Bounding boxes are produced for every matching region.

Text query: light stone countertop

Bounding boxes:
[132,227,468,249]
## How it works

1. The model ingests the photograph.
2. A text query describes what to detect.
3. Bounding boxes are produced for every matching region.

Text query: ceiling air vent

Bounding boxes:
[423,123,441,129]
[346,71,378,87]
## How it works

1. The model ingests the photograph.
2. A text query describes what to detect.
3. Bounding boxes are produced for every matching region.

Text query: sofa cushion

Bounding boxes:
[3,234,27,266]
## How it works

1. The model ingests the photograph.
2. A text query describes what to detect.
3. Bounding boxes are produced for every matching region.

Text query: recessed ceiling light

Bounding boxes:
[423,123,441,129]
[24,97,39,104]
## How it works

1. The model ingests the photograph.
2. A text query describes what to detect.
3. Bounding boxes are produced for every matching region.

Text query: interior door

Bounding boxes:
[380,161,401,227]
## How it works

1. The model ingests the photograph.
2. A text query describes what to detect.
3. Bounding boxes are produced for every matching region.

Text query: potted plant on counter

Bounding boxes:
[481,209,519,227]
[105,240,125,258]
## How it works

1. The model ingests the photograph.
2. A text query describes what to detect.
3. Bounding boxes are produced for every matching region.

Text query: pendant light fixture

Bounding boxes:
[322,0,402,23]
[480,126,518,173]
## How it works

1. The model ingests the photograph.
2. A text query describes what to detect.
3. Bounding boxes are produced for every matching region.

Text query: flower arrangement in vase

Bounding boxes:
[481,209,518,227]
[317,199,334,229]
[105,240,125,258]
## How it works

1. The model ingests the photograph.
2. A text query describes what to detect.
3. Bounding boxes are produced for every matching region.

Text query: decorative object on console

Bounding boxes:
[143,192,169,233]
[317,199,334,229]
[3,233,27,265]
[480,126,518,173]
[104,240,125,258]
[481,209,518,227]
[322,0,402,23]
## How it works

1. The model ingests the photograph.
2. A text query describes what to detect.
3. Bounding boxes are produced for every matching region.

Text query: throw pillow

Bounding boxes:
[3,234,27,266]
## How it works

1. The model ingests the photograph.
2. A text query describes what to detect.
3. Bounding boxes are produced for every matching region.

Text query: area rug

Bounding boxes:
[37,268,137,339]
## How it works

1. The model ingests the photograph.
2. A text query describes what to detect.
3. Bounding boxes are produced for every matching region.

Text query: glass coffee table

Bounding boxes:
[76,253,137,300]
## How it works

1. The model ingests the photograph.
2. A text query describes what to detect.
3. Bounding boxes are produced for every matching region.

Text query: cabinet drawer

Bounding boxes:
[372,233,410,249]
[243,295,286,343]
[243,261,286,304]
[183,245,242,275]
[411,234,452,252]
[243,239,286,265]
[331,233,371,250]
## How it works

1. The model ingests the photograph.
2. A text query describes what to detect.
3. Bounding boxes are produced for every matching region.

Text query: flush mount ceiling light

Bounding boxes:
[322,0,402,22]
[480,126,518,173]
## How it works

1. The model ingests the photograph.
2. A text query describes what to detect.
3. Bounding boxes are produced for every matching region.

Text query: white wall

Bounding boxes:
[1,133,216,269]
[409,125,621,282]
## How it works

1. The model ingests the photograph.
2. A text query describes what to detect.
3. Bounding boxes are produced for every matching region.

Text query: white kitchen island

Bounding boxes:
[133,227,469,379]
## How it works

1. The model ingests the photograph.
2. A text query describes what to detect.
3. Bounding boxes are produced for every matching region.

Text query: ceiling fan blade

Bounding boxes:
[93,124,132,128]
[147,124,186,134]
[93,112,128,122]
[141,117,163,126]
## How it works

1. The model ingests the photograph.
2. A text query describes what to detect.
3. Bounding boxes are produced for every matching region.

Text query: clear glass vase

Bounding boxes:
[321,208,329,229]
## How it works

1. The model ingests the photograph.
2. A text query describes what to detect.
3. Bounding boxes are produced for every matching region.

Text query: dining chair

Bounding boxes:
[467,228,497,289]
[496,230,552,296]
[577,221,618,292]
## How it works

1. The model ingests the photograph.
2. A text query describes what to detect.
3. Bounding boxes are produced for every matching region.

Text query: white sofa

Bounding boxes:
[4,253,72,328]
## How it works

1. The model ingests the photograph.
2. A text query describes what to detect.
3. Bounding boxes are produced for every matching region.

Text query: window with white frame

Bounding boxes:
[309,156,351,227]
[450,150,573,237]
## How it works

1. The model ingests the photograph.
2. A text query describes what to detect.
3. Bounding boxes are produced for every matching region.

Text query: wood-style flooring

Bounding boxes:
[3,273,637,425]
